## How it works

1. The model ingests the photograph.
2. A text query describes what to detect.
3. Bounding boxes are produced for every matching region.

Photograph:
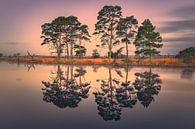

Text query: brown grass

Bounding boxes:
[1,56,195,67]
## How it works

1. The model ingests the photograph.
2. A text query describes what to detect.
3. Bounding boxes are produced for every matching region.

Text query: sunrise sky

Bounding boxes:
[0,0,195,56]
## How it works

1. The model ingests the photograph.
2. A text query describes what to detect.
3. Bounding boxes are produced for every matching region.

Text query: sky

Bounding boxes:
[0,0,195,56]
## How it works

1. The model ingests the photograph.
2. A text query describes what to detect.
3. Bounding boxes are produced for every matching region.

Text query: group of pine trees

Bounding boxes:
[41,5,163,60]
[41,16,90,59]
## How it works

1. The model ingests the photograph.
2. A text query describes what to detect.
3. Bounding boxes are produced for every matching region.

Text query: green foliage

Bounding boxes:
[92,49,100,58]
[108,47,124,58]
[74,44,87,57]
[41,16,90,58]
[134,19,162,58]
[78,24,91,41]
[116,16,138,44]
[41,17,67,57]
[177,47,195,58]
[76,24,91,57]
[177,47,195,64]
[116,16,138,60]
[93,5,122,58]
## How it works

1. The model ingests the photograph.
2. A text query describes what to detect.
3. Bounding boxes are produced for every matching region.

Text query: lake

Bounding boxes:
[0,62,195,129]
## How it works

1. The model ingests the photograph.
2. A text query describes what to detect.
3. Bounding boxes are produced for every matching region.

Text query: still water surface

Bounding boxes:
[0,62,195,129]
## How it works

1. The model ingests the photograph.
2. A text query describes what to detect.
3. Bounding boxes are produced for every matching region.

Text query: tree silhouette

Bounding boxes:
[116,16,138,62]
[93,5,122,58]
[42,65,90,108]
[64,16,81,58]
[41,16,90,58]
[133,68,162,107]
[41,18,65,59]
[92,49,100,58]
[76,24,91,58]
[134,19,162,62]
[94,67,122,121]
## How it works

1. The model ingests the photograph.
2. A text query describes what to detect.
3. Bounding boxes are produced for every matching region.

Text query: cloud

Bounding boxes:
[159,5,195,51]
[169,5,195,18]
[0,42,21,45]
[160,5,195,33]
[163,36,195,42]
[160,20,195,33]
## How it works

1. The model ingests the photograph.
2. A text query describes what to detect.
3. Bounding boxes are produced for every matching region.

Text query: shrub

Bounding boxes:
[92,49,100,58]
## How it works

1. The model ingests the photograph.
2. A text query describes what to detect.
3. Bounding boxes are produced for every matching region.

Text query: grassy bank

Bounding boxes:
[0,56,195,67]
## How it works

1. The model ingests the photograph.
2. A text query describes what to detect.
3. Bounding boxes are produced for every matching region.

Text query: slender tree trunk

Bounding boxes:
[125,64,129,83]
[79,73,82,86]
[125,64,129,96]
[150,54,151,65]
[66,43,69,58]
[71,65,73,80]
[57,34,62,60]
[57,48,61,61]
[70,43,73,59]
[149,67,152,87]
[57,50,61,60]
[125,35,129,64]
[149,45,152,65]
[109,24,113,59]
[67,65,69,80]
[108,67,113,102]
[57,65,62,87]
[79,38,82,58]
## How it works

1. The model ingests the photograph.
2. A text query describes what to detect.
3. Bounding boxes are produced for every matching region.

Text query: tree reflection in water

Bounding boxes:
[94,67,122,121]
[133,68,162,107]
[42,65,91,108]
[116,65,137,108]
[181,69,194,80]
[41,64,162,121]
[94,66,162,121]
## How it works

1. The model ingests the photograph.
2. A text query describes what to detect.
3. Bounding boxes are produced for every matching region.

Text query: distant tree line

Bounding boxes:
[41,5,163,62]
[177,47,195,64]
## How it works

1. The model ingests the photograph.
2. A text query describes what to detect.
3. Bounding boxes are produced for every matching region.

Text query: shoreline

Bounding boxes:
[0,56,195,68]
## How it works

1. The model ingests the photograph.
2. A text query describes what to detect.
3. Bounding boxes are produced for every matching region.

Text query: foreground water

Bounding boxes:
[0,62,195,129]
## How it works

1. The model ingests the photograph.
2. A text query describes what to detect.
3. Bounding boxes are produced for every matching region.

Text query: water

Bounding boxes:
[0,62,195,129]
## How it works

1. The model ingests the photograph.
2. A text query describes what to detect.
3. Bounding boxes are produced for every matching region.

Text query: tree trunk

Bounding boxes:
[79,68,82,85]
[149,52,152,65]
[149,67,152,87]
[67,65,69,80]
[79,38,82,58]
[125,36,129,64]
[66,44,69,58]
[125,64,129,96]
[108,67,113,102]
[125,64,129,83]
[109,24,113,59]
[57,48,61,60]
[70,65,73,80]
[57,65,62,87]
[149,44,152,65]
[70,43,73,59]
